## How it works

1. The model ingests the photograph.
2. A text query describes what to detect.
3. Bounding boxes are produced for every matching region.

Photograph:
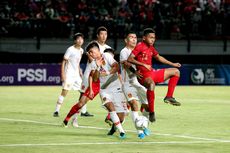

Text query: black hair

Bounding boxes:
[124,31,136,38]
[104,48,115,55]
[96,26,107,35]
[73,32,84,40]
[85,41,99,52]
[143,28,155,36]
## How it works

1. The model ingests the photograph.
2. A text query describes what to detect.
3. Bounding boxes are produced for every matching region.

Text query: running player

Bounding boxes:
[128,28,181,123]
[53,33,92,117]
[120,31,150,139]
[63,41,127,139]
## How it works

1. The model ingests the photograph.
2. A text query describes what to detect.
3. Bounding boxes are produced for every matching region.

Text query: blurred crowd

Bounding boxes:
[0,0,230,39]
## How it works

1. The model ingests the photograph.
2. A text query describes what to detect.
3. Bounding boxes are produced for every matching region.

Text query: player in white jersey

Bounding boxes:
[120,32,150,139]
[79,26,110,117]
[96,26,111,54]
[88,41,127,138]
[53,33,92,117]
[63,41,126,139]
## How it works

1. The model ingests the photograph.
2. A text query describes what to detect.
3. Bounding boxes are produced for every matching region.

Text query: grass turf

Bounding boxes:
[0,86,229,153]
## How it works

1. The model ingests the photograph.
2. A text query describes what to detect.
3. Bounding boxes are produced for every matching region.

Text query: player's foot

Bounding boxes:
[104,116,113,127]
[80,111,94,117]
[164,97,181,106]
[143,128,150,136]
[119,132,126,139]
[138,133,145,139]
[72,118,79,128]
[107,124,116,135]
[53,111,59,117]
[62,120,68,128]
[149,112,156,122]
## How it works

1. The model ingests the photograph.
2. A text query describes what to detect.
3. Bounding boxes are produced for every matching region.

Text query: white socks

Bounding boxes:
[109,111,125,133]
[55,95,64,112]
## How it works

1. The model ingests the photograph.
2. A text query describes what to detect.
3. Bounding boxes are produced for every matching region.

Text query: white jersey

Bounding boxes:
[62,45,83,90]
[120,47,138,84]
[64,45,83,79]
[97,52,118,88]
[95,52,128,113]
[120,47,147,104]
[96,41,111,54]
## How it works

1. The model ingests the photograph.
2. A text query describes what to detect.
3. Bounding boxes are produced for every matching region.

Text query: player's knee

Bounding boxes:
[174,68,180,77]
[149,83,155,90]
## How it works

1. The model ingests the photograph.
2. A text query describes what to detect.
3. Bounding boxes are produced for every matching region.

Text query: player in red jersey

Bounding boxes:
[127,28,181,122]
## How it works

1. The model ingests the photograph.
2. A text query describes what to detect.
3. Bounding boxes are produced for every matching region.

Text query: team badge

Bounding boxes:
[81,85,85,90]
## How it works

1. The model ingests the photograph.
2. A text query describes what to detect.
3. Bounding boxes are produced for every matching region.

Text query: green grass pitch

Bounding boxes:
[0,86,229,153]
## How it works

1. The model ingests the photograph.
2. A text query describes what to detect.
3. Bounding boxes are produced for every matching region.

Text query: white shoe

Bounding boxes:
[72,117,79,128]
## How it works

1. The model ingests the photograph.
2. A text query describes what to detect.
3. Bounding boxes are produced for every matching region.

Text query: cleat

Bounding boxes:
[72,118,79,128]
[80,111,94,117]
[143,128,150,136]
[149,112,156,122]
[105,117,113,127]
[107,124,116,135]
[164,97,181,106]
[138,133,145,139]
[119,132,126,139]
[53,111,59,117]
[62,120,68,128]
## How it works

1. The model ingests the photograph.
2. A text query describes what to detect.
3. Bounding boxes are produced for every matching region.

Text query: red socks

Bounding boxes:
[64,103,81,121]
[166,76,179,98]
[147,90,155,113]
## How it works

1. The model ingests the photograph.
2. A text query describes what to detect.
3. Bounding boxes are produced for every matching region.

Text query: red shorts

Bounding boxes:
[138,69,165,85]
[83,80,100,100]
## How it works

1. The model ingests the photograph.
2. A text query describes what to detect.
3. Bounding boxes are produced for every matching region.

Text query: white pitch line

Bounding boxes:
[0,141,225,147]
[0,117,230,143]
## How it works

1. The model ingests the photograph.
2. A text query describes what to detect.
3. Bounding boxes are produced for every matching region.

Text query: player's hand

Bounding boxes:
[143,64,152,71]
[61,75,66,82]
[135,71,143,79]
[89,90,94,99]
[173,63,181,68]
[96,57,104,67]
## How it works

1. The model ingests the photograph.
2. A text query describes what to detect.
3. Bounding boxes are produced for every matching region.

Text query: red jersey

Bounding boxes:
[132,41,158,73]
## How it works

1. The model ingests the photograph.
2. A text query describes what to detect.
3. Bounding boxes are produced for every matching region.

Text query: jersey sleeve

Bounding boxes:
[152,47,159,57]
[104,53,117,66]
[120,49,129,62]
[63,47,71,59]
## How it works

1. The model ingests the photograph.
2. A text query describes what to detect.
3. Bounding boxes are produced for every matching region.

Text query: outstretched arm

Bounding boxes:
[154,54,181,68]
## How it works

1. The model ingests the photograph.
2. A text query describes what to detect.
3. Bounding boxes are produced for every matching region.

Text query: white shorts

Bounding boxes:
[62,77,82,91]
[122,81,148,105]
[100,86,128,113]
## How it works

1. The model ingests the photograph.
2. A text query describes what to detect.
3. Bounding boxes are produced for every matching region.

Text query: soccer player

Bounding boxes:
[128,28,181,123]
[53,33,93,117]
[96,26,111,53]
[120,31,150,139]
[63,41,127,139]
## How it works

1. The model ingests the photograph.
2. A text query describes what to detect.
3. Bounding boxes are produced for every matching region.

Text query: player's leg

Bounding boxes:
[143,77,156,122]
[163,68,181,106]
[80,80,94,117]
[63,82,99,127]
[103,102,126,138]
[53,89,68,117]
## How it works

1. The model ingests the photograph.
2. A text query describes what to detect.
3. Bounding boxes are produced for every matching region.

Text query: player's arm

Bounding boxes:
[127,53,152,70]
[61,58,67,82]
[154,54,181,68]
